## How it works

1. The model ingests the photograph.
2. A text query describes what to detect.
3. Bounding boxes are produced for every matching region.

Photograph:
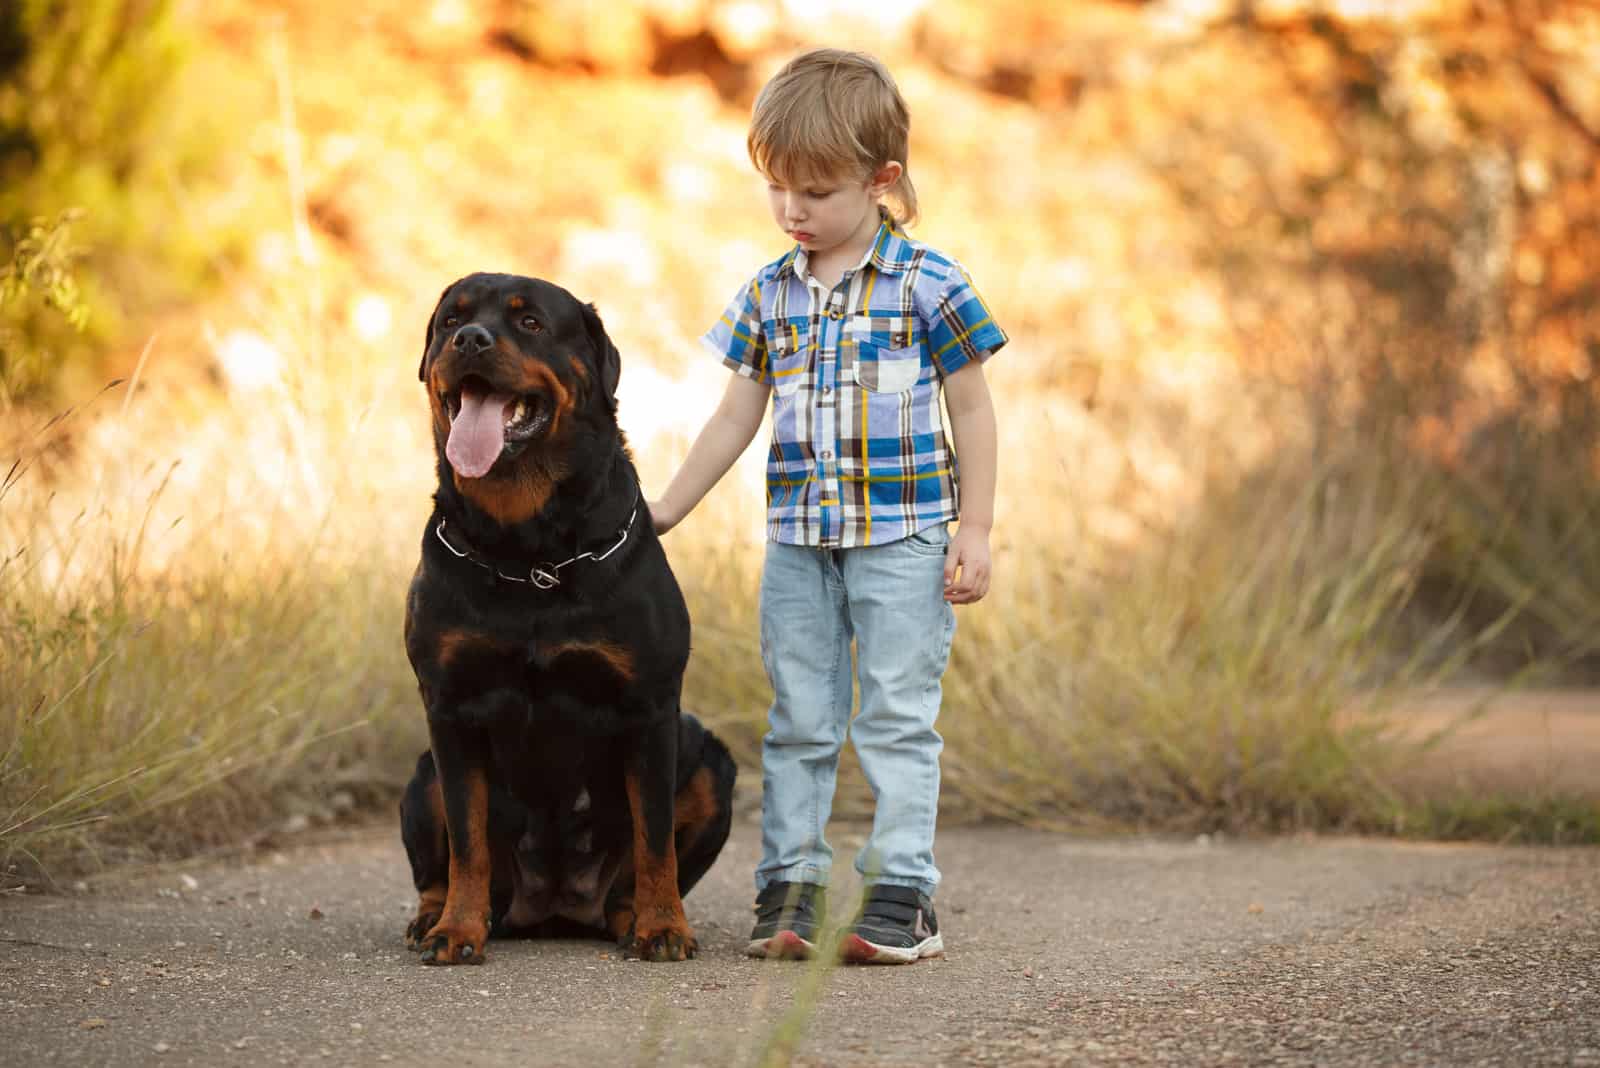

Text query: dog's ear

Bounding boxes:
[420,281,456,382]
[581,301,621,402]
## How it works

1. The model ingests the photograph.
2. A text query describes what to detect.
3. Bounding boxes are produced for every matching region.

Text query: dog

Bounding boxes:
[399,272,735,965]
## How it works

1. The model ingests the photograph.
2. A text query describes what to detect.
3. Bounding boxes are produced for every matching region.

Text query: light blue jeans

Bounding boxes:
[755,524,957,897]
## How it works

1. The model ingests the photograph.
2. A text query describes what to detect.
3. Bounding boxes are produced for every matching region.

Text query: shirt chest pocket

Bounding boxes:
[846,317,924,394]
[765,317,811,397]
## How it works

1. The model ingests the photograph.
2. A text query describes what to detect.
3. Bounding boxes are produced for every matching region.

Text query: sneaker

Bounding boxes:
[840,885,943,964]
[745,881,827,959]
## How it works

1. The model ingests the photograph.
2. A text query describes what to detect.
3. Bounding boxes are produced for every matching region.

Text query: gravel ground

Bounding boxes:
[2,818,1597,1067]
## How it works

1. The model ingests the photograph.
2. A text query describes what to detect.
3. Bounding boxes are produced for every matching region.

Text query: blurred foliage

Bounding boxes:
[1135,6,1600,674]
[0,0,236,404]
[0,211,90,405]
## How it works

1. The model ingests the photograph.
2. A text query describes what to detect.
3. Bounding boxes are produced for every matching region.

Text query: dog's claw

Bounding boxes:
[417,924,486,966]
[627,928,697,962]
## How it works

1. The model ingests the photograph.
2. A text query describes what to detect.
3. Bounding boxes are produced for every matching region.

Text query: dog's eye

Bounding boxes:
[520,316,543,333]
[442,315,459,327]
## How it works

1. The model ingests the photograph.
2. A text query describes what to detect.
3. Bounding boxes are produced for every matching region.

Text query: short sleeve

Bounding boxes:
[701,276,770,385]
[925,266,1007,378]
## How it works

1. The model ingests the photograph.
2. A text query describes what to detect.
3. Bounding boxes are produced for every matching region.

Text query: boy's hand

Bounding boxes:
[647,498,679,536]
[943,524,991,604]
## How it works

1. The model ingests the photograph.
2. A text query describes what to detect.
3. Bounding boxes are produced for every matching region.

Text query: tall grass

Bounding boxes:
[0,521,413,877]
[7,306,1584,883]
[0,301,431,881]
[1424,397,1600,679]
[941,436,1442,833]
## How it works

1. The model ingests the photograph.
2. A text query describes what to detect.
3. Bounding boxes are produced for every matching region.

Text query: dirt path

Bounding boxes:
[3,815,1598,1067]
[1387,688,1600,798]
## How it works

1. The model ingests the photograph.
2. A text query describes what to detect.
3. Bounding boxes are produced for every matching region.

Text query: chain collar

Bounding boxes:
[433,489,640,590]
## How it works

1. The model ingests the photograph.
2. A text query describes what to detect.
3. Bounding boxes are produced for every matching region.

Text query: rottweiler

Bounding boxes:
[399,272,735,965]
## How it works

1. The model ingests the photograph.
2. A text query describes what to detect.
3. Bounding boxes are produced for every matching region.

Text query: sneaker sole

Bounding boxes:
[745,929,817,960]
[839,931,944,965]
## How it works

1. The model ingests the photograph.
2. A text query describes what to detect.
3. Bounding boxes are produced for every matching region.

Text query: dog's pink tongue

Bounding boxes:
[446,387,512,479]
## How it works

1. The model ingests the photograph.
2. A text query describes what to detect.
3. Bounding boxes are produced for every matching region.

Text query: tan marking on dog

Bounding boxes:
[453,460,567,526]
[606,902,635,943]
[431,767,491,963]
[674,766,720,833]
[541,640,635,682]
[427,367,452,436]
[426,771,448,857]
[448,354,576,525]
[406,882,448,948]
[429,325,582,526]
[512,357,576,436]
[624,770,692,958]
[412,883,446,922]
[436,628,496,668]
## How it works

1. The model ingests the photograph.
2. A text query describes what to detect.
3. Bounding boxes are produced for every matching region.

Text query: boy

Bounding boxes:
[650,48,1005,964]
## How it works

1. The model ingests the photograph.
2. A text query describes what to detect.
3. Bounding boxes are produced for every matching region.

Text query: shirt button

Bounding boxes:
[828,309,841,320]
[821,449,833,460]
[822,385,833,395]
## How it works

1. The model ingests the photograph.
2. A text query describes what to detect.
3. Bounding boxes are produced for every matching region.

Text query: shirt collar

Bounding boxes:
[776,214,914,282]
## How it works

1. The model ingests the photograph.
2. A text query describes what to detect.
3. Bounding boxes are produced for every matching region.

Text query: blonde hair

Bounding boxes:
[748,48,919,227]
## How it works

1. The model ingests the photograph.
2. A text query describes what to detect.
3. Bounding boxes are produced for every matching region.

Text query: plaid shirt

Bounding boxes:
[705,218,1007,548]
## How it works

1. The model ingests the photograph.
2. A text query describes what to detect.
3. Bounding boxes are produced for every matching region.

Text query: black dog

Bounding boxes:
[399,273,735,965]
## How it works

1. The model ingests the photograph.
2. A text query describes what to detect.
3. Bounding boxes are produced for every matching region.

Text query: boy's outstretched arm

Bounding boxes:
[943,359,998,604]
[649,373,771,535]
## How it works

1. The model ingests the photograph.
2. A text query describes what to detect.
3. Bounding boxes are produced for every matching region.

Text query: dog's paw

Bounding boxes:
[404,907,444,951]
[417,919,488,966]
[626,920,698,962]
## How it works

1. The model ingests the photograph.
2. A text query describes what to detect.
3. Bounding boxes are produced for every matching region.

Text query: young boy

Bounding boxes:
[649,48,1005,964]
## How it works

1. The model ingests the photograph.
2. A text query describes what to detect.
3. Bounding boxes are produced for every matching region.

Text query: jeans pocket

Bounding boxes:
[903,524,950,557]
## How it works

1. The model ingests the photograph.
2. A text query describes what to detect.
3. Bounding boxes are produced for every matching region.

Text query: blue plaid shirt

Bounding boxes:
[704,218,1007,548]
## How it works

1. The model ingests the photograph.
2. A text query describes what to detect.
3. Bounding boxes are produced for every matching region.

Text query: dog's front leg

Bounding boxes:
[417,718,493,965]
[622,710,696,962]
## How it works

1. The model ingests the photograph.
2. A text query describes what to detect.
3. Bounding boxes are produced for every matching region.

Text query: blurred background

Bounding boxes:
[2,0,1598,881]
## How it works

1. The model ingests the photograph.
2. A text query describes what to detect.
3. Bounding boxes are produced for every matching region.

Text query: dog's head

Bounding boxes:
[419,273,622,521]
[416,271,620,524]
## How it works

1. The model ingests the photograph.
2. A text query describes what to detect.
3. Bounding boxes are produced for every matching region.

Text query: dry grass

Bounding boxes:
[6,2,1598,881]
[0,297,1501,881]
[0,287,430,879]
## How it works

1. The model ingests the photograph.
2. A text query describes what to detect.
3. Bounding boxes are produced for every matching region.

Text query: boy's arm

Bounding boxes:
[649,373,771,535]
[943,359,997,604]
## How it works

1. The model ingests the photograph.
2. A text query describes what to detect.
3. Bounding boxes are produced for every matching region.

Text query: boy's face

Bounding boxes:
[764,164,899,263]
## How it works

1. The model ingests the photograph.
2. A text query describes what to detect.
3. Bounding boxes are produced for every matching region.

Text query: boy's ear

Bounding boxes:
[581,301,621,402]
[868,160,904,198]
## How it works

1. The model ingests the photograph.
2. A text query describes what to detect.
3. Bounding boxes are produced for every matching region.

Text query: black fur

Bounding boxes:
[400,273,734,965]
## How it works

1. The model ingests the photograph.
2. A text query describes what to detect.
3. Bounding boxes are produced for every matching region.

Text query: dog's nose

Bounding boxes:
[452,323,494,354]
